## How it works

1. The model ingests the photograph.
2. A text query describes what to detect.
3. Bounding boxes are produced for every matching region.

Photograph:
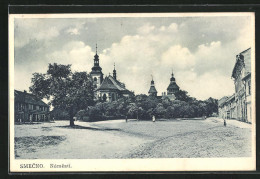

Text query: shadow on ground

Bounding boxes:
[57,125,121,131]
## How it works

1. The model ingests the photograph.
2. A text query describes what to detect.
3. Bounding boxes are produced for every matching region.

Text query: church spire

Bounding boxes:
[113,63,117,80]
[148,75,157,96]
[167,70,179,95]
[151,75,154,85]
[170,69,175,82]
[93,43,100,67]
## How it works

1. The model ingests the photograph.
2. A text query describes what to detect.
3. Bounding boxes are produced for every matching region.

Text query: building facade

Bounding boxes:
[90,45,133,102]
[218,94,237,119]
[218,48,252,123]
[231,48,252,123]
[14,90,50,123]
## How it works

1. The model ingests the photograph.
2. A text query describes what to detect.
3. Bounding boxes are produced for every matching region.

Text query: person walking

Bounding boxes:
[224,119,226,127]
[125,115,128,123]
[152,115,156,122]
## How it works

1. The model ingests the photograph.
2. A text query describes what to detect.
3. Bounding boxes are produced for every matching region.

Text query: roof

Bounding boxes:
[242,48,251,74]
[218,94,235,107]
[232,48,251,78]
[218,96,229,106]
[96,75,131,92]
[167,81,179,90]
[14,90,49,107]
[148,86,157,93]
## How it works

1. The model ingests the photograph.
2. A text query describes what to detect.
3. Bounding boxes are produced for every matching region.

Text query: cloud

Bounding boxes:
[137,23,155,34]
[14,19,60,48]
[13,16,253,100]
[159,23,178,32]
[175,70,234,100]
[47,41,94,72]
[66,28,80,35]
[161,45,195,69]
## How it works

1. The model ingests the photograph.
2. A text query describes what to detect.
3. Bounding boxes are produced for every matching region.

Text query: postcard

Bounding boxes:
[9,12,256,172]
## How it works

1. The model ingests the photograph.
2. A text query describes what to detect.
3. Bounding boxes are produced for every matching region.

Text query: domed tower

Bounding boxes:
[167,71,179,95]
[148,75,157,97]
[90,44,104,89]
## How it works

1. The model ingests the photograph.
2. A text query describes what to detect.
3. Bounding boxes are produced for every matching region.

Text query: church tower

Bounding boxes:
[148,76,157,97]
[167,71,179,95]
[113,63,117,80]
[90,44,104,89]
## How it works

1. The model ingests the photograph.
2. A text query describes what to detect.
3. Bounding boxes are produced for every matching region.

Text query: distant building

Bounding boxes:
[231,48,252,123]
[89,45,133,102]
[218,47,252,123]
[148,76,157,97]
[149,72,179,101]
[14,90,50,123]
[218,94,236,119]
[162,72,179,101]
[167,72,180,95]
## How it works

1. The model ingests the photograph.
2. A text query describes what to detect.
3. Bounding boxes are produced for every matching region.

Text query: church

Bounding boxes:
[148,71,180,101]
[89,45,134,102]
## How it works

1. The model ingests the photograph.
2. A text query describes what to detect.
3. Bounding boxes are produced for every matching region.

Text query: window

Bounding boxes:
[103,94,107,101]
[248,80,251,95]
[112,93,115,101]
[33,105,36,110]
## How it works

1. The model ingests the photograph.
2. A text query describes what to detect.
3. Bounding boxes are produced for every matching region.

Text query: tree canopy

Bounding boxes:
[30,63,94,126]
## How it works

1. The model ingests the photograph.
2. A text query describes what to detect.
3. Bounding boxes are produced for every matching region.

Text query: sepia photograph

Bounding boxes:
[9,13,255,172]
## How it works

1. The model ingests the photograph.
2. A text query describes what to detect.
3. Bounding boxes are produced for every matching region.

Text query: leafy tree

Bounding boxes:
[127,103,138,118]
[165,106,175,118]
[204,97,218,117]
[30,63,94,126]
[154,103,166,118]
[50,107,70,120]
[175,90,193,102]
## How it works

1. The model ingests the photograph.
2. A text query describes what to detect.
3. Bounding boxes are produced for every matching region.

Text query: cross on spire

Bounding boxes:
[96,43,97,54]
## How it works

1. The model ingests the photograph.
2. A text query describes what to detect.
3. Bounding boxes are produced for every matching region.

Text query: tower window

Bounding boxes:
[94,77,97,81]
[103,94,107,101]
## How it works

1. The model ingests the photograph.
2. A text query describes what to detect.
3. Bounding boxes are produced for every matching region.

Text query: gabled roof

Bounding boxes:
[14,90,49,107]
[96,75,130,92]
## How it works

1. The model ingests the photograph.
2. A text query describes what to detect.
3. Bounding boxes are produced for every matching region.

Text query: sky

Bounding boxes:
[13,14,254,100]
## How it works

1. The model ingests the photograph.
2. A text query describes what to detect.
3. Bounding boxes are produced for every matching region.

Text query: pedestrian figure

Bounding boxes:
[152,115,156,122]
[125,115,128,123]
[224,119,226,127]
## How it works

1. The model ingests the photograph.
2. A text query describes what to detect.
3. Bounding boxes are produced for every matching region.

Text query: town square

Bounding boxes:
[10,13,255,171]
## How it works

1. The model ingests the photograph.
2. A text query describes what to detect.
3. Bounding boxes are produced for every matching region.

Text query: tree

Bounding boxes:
[204,97,218,117]
[154,103,166,118]
[175,90,193,102]
[30,63,94,126]
[127,103,139,118]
